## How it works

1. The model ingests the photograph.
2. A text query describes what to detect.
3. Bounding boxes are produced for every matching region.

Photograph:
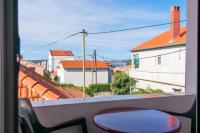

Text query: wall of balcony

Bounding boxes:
[30,94,195,133]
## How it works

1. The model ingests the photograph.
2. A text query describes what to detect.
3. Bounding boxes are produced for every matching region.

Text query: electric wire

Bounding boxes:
[88,20,187,35]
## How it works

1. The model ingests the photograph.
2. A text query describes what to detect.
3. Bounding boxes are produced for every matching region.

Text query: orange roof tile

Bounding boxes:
[119,65,131,71]
[131,26,186,52]
[65,88,85,98]
[18,64,85,101]
[50,50,74,56]
[32,84,48,96]
[60,60,109,69]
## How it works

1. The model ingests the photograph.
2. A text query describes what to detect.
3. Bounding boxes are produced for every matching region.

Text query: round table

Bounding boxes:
[94,107,181,133]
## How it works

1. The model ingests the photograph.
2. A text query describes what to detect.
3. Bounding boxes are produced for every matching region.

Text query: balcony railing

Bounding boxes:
[21,94,196,133]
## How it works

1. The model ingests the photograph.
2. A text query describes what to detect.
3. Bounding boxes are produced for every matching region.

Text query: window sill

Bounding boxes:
[32,93,190,107]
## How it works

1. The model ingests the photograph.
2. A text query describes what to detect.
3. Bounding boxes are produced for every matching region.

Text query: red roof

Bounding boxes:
[18,65,84,101]
[50,50,74,56]
[131,26,186,52]
[60,60,109,69]
[118,65,131,71]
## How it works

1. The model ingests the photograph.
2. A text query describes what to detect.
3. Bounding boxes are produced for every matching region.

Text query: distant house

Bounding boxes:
[19,56,45,76]
[129,6,186,93]
[57,60,111,86]
[48,50,74,72]
[113,65,131,75]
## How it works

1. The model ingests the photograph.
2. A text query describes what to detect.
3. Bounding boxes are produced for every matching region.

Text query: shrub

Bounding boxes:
[59,83,75,88]
[86,84,111,96]
[85,88,94,97]
[130,88,164,94]
[43,70,50,80]
[89,84,111,92]
[130,90,145,94]
[114,88,129,95]
[54,75,58,82]
[112,71,135,95]
[147,88,164,93]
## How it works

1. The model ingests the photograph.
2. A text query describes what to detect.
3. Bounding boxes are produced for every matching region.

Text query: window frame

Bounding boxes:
[157,55,161,65]
[0,0,198,132]
[133,54,139,69]
[0,0,19,132]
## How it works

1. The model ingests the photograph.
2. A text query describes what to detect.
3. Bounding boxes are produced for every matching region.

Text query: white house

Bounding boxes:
[57,60,111,86]
[113,65,131,75]
[129,6,186,93]
[48,50,74,72]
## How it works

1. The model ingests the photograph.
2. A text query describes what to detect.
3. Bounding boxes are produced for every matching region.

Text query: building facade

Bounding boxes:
[129,6,186,93]
[48,50,74,72]
[57,60,111,86]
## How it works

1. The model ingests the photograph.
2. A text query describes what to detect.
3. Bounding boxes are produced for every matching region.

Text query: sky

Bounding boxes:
[18,0,187,60]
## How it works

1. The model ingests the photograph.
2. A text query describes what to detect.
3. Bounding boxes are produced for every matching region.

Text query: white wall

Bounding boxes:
[59,68,109,86]
[48,52,53,72]
[135,79,185,93]
[130,45,186,92]
[48,52,74,72]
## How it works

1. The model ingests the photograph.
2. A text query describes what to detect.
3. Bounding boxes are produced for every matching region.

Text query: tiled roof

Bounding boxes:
[64,88,85,98]
[20,60,45,76]
[60,60,109,69]
[18,65,84,101]
[50,50,74,56]
[131,26,186,52]
[119,65,131,71]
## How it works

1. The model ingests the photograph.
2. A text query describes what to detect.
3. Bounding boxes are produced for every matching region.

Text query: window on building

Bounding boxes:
[133,54,139,69]
[135,54,139,68]
[158,56,161,65]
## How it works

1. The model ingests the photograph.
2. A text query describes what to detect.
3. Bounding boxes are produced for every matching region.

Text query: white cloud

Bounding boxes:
[19,0,171,59]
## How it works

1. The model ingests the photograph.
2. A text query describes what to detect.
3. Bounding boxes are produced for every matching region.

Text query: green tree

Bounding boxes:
[112,71,134,95]
[43,70,50,80]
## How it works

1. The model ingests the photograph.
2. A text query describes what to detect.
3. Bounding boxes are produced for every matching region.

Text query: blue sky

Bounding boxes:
[19,0,186,60]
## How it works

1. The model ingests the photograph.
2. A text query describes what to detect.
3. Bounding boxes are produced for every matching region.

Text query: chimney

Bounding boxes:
[170,6,180,41]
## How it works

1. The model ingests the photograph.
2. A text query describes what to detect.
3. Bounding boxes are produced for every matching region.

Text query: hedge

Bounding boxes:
[86,84,111,96]
[130,88,164,94]
[59,83,75,88]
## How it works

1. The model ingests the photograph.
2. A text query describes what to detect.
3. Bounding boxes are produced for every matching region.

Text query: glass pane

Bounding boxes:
[18,0,187,100]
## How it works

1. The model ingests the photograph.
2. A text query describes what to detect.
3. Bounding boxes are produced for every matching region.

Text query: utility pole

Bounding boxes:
[45,59,48,71]
[81,29,87,98]
[94,49,97,84]
[91,54,94,85]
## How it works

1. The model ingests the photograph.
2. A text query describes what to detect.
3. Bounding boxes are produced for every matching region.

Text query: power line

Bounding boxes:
[88,20,187,35]
[25,55,93,62]
[26,20,187,52]
[130,70,185,74]
[48,32,81,46]
[29,32,81,51]
[96,48,186,61]
[139,48,186,60]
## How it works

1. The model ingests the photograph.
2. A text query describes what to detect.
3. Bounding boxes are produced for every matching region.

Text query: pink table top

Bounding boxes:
[94,107,181,133]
